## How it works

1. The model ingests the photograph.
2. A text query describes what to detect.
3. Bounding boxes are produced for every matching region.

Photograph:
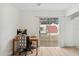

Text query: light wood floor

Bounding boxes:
[40,41,58,47]
[27,47,79,56]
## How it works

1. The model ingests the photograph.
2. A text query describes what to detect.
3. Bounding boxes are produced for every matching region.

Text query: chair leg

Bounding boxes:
[25,51,27,56]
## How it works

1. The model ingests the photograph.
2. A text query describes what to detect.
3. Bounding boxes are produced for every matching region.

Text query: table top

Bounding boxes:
[30,37,38,41]
[13,35,38,41]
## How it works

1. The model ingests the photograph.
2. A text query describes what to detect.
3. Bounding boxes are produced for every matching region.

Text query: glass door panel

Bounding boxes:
[39,17,59,47]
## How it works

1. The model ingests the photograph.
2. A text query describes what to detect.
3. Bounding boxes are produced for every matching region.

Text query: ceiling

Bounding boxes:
[12,3,79,11]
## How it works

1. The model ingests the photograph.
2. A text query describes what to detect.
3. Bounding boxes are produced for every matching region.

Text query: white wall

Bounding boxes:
[0,4,20,55]
[73,17,79,48]
[64,15,79,47]
[65,12,79,47]
[64,17,74,47]
[0,4,2,55]
[59,14,79,47]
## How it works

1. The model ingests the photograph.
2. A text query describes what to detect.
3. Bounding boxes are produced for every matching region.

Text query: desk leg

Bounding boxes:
[36,41,38,56]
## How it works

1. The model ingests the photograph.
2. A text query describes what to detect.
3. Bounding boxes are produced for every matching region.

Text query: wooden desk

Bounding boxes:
[13,36,38,56]
[30,37,38,56]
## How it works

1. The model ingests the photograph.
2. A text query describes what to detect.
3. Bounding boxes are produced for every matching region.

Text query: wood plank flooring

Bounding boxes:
[40,41,58,47]
[26,47,79,56]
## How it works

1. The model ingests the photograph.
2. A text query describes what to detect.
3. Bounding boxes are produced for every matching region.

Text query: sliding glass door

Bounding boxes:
[39,17,59,47]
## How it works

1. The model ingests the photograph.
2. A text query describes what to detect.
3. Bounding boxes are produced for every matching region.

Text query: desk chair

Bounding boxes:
[18,35,32,56]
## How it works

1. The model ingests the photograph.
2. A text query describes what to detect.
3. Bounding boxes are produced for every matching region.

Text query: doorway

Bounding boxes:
[39,17,59,47]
